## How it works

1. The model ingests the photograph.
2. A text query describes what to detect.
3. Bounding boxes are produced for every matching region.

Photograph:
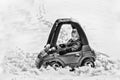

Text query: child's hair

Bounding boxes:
[71,29,79,39]
[72,29,77,33]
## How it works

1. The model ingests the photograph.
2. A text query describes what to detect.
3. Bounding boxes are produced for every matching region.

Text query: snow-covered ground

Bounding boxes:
[0,0,120,80]
[1,49,120,80]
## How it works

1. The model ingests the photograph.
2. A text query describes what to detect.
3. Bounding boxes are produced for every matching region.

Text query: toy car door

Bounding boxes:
[58,51,82,64]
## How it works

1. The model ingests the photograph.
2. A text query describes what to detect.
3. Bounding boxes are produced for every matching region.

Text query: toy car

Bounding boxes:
[35,18,96,69]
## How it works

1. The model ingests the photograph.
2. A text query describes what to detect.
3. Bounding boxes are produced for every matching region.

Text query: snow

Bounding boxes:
[0,0,120,80]
[1,48,120,80]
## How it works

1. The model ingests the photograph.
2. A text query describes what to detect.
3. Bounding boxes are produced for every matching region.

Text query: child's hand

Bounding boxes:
[44,44,50,52]
[49,47,56,51]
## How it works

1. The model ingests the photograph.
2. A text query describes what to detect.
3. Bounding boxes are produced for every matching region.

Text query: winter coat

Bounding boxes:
[58,38,81,55]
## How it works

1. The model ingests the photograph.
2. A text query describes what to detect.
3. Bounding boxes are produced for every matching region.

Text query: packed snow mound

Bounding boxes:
[2,49,120,77]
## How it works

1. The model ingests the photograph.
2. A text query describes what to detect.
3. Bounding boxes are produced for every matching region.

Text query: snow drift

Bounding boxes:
[1,48,120,80]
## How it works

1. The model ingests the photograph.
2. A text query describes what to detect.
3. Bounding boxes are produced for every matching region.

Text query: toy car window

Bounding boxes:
[56,24,72,45]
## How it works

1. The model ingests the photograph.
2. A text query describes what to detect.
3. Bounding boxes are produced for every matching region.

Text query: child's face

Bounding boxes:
[71,32,79,41]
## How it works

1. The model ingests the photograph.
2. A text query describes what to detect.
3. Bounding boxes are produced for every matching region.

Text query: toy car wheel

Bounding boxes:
[82,58,95,67]
[50,62,61,69]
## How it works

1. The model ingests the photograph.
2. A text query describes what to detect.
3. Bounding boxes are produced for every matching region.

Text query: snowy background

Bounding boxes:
[0,0,120,80]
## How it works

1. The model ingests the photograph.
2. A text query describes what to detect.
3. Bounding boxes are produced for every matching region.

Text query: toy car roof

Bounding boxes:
[47,18,89,47]
[55,18,79,26]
